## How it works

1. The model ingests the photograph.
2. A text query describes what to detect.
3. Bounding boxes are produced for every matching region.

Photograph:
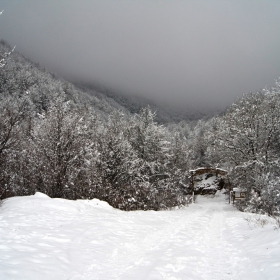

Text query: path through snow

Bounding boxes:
[0,192,279,279]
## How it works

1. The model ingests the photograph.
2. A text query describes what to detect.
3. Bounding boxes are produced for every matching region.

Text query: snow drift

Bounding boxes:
[0,192,279,279]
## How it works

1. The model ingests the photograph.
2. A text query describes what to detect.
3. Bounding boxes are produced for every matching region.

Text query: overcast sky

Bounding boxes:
[1,0,280,112]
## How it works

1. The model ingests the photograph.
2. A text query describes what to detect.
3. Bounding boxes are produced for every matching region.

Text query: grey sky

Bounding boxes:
[1,0,280,112]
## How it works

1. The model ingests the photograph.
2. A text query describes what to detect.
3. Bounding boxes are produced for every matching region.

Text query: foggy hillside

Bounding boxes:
[0,40,211,124]
[74,82,216,123]
[0,40,132,119]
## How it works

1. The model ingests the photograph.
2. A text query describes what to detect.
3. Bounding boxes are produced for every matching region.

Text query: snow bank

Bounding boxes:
[78,198,114,210]
[0,193,279,279]
[33,192,51,198]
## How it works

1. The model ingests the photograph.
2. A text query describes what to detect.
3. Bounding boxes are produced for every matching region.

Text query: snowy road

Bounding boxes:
[0,192,279,279]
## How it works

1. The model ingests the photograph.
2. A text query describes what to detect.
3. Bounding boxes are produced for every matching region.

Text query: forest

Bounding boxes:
[1,41,280,217]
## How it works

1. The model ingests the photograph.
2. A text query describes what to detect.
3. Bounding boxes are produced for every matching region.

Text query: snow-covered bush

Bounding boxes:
[87,108,188,210]
[244,176,280,217]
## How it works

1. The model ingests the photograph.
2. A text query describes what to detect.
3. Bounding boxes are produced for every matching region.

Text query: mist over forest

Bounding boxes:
[1,39,280,217]
[1,0,280,113]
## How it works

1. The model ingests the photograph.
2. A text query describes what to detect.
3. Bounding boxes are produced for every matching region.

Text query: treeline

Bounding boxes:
[0,95,191,210]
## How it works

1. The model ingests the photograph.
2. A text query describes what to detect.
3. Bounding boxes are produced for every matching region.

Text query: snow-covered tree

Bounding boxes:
[0,95,31,199]
[30,99,90,198]
[215,81,280,214]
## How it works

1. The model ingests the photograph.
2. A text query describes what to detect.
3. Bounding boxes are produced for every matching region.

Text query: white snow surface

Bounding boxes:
[0,192,280,280]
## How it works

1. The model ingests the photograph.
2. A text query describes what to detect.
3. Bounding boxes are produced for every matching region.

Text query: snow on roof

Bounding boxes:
[190,167,228,175]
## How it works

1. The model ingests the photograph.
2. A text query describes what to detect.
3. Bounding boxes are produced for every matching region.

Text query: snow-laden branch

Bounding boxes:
[0,45,16,68]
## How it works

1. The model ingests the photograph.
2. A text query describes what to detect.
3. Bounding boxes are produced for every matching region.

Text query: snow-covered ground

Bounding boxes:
[0,192,279,280]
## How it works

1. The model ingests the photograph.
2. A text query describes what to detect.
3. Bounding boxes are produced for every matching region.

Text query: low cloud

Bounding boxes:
[1,0,280,112]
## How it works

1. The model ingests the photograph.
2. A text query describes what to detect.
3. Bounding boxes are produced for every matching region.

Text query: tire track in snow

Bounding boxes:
[73,194,266,280]
[190,198,266,280]
[192,208,243,279]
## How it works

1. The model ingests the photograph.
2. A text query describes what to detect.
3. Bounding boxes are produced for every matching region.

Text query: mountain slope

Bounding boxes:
[0,40,130,118]
[75,82,216,123]
[1,40,218,123]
